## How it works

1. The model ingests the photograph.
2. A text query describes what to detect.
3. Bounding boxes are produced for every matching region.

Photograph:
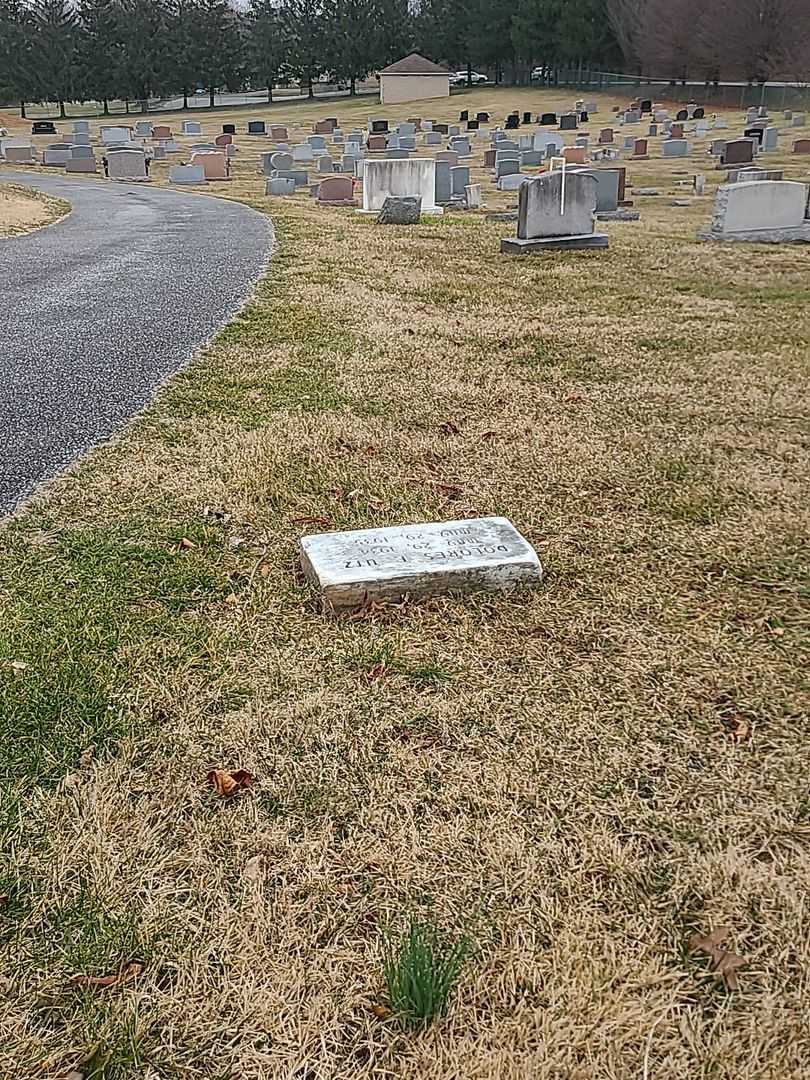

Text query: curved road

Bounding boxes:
[0,173,273,514]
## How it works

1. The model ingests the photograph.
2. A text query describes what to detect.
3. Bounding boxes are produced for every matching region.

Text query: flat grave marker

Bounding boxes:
[299,517,543,611]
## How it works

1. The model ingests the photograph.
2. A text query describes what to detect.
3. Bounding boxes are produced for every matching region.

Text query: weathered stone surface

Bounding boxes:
[596,208,640,221]
[377,195,422,223]
[361,158,439,213]
[299,517,543,610]
[700,179,810,242]
[517,170,598,240]
[501,233,608,253]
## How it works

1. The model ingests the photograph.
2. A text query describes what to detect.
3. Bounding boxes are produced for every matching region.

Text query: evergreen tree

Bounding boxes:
[166,0,205,107]
[75,0,120,112]
[191,0,243,107]
[245,0,290,101]
[278,0,326,98]
[0,0,37,114]
[116,0,171,109]
[28,0,79,116]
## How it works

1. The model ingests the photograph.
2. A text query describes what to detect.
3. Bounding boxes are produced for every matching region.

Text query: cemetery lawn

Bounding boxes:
[2,89,810,1078]
[0,182,69,236]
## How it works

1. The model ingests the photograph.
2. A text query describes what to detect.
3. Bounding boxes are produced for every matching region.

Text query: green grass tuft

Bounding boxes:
[382,917,469,1027]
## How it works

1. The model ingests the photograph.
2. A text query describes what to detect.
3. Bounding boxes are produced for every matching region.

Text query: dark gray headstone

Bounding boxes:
[377,195,422,224]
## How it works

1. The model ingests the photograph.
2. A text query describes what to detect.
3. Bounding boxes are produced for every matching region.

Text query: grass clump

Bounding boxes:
[382,917,469,1027]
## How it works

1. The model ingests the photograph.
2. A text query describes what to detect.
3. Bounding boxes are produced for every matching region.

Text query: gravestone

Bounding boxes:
[670,123,684,139]
[793,113,806,126]
[676,109,688,121]
[42,145,71,166]
[182,120,203,135]
[727,166,783,182]
[248,120,266,135]
[65,156,97,174]
[424,132,442,145]
[385,149,410,159]
[399,136,416,150]
[266,177,296,195]
[317,176,354,204]
[476,112,489,123]
[313,119,334,135]
[700,179,810,242]
[495,158,521,179]
[152,124,171,140]
[377,195,421,224]
[762,127,778,151]
[222,123,236,134]
[72,120,90,134]
[270,125,288,141]
[32,120,57,135]
[522,111,532,125]
[214,133,232,147]
[70,144,95,159]
[498,174,530,191]
[134,121,152,137]
[272,168,308,186]
[624,109,640,123]
[562,146,588,164]
[107,148,148,180]
[793,139,810,153]
[465,183,482,208]
[299,517,543,611]
[101,126,132,145]
[569,166,621,212]
[505,112,520,130]
[623,135,635,150]
[434,123,449,135]
[369,119,389,133]
[693,107,705,119]
[467,120,479,131]
[361,159,440,214]
[317,154,334,173]
[560,113,578,130]
[434,159,452,203]
[640,99,652,113]
[662,139,689,157]
[449,137,471,156]
[484,148,496,168]
[190,150,229,180]
[534,131,564,155]
[435,149,459,167]
[270,151,294,171]
[307,135,327,149]
[450,165,470,197]
[540,112,557,125]
[501,170,607,252]
[169,164,206,185]
[152,145,167,160]
[633,138,648,157]
[3,145,36,163]
[367,135,386,151]
[744,126,764,145]
[721,139,755,166]
[520,150,543,166]
[599,128,614,143]
[293,144,315,162]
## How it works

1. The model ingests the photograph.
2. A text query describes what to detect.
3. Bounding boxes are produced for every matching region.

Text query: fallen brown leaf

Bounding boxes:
[366,662,389,682]
[178,537,196,550]
[439,420,460,435]
[480,430,499,441]
[689,927,746,990]
[70,961,143,990]
[206,767,256,798]
[369,1003,393,1020]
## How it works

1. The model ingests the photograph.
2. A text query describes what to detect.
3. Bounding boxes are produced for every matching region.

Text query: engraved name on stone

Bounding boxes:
[298,516,543,610]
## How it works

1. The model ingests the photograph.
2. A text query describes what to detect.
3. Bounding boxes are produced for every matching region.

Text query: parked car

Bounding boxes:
[530,66,551,82]
[450,70,487,87]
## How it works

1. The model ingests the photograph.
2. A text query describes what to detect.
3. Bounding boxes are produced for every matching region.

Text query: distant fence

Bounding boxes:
[548,67,810,111]
[16,80,379,120]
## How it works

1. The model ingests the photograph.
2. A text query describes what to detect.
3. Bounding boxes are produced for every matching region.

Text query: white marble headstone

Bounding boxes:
[299,517,543,611]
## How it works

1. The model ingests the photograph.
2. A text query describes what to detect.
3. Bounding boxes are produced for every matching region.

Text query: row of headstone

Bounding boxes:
[700,179,810,243]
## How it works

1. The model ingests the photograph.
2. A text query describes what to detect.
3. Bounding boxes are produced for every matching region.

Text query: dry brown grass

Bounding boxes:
[1,88,809,1080]
[0,182,68,236]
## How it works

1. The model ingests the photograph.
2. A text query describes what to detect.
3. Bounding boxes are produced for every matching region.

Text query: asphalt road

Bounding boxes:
[0,173,273,515]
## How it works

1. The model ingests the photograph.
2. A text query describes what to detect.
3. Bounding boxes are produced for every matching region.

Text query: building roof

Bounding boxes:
[378,53,450,77]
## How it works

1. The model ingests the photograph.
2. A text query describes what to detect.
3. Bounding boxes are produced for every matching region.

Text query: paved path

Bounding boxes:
[0,173,272,514]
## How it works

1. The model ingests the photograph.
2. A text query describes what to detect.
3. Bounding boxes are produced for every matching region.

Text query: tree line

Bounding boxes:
[608,0,810,85]
[0,0,621,116]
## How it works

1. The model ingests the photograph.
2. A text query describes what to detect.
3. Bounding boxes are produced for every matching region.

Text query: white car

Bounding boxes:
[450,71,487,87]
